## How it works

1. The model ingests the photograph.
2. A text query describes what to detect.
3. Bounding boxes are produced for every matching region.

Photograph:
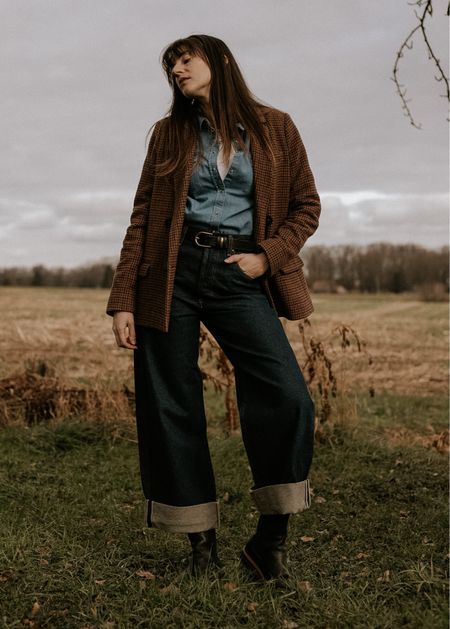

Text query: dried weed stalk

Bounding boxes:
[297,319,374,434]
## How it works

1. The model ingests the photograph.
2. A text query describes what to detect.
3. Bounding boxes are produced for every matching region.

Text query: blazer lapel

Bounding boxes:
[250,111,272,243]
[168,142,195,260]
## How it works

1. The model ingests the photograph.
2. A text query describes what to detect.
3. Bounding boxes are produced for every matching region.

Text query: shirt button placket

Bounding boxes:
[209,146,224,230]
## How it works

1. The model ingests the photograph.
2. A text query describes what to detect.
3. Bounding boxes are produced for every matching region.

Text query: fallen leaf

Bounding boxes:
[247,601,258,612]
[282,621,299,628]
[36,546,50,557]
[95,579,106,585]
[377,570,390,582]
[159,584,179,594]
[297,580,312,592]
[314,496,326,503]
[222,491,230,502]
[300,535,315,543]
[224,581,238,592]
[48,609,69,618]
[31,601,40,616]
[355,552,370,560]
[135,570,156,580]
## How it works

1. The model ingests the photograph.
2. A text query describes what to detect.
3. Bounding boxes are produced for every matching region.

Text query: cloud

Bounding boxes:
[312,191,448,248]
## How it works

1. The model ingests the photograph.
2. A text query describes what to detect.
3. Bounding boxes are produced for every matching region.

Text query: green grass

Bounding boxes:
[0,391,448,629]
[355,391,448,433]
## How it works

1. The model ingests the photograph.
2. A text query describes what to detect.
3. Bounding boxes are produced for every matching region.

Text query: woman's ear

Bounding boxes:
[224,55,229,65]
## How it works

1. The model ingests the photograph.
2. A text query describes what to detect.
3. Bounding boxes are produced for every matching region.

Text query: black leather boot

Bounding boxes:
[187,528,222,577]
[241,514,291,581]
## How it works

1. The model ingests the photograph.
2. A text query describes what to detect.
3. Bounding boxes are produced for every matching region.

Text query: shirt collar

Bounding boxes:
[198,115,245,132]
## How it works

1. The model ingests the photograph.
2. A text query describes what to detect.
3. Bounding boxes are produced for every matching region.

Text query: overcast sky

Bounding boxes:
[2,0,448,268]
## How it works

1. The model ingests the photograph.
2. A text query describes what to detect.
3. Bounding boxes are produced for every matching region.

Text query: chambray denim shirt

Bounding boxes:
[184,116,255,235]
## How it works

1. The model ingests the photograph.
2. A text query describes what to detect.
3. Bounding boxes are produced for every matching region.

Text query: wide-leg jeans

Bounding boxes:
[133,225,315,533]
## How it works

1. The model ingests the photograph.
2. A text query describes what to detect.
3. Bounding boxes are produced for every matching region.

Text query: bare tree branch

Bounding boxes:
[392,0,450,128]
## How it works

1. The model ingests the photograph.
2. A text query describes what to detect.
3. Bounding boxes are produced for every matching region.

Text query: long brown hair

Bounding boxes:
[148,34,272,177]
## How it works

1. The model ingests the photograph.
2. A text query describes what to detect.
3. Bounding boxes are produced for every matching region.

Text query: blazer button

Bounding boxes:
[266,215,273,226]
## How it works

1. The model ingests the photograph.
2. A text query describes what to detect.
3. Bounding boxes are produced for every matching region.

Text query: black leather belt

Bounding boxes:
[184,224,261,254]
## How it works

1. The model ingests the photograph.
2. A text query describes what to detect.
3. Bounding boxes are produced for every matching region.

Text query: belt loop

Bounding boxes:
[226,234,235,256]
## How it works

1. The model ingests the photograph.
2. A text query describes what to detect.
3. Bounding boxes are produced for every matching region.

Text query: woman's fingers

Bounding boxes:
[225,253,267,278]
[112,312,137,350]
[127,318,137,348]
[224,253,246,262]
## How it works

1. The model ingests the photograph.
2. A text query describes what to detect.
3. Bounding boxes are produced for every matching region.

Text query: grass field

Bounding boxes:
[0,288,448,628]
[0,287,448,397]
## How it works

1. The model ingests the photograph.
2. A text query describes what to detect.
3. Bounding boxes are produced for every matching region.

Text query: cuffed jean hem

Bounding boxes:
[146,500,221,533]
[249,479,311,514]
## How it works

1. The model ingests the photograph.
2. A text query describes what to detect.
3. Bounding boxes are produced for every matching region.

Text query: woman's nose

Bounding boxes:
[172,61,182,77]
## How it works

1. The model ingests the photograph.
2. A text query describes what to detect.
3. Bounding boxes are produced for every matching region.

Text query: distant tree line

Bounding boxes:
[0,262,114,289]
[0,243,448,295]
[302,243,448,294]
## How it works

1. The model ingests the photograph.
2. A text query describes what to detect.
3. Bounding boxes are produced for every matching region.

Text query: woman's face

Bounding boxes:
[172,50,212,103]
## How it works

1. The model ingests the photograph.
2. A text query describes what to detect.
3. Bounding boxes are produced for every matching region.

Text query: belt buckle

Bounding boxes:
[194,230,214,248]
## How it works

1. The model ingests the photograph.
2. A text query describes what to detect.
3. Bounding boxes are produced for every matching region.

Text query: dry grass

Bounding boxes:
[284,292,448,397]
[380,425,449,453]
[1,287,447,401]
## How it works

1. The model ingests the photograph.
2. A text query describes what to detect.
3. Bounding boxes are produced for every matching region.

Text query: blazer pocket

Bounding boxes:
[279,256,304,274]
[137,262,151,277]
[137,260,167,276]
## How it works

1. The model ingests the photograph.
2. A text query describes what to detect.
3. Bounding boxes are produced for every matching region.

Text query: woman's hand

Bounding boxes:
[224,252,269,279]
[112,311,137,350]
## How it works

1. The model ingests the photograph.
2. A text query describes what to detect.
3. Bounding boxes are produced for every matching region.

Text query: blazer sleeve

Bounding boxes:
[106,121,161,316]
[257,113,321,276]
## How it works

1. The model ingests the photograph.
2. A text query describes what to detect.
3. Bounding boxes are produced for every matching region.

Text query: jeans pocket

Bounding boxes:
[233,261,257,281]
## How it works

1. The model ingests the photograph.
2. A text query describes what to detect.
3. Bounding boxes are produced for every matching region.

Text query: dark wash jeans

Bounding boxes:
[133,223,315,533]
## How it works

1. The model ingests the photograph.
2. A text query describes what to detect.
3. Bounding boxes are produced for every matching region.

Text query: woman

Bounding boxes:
[106,34,321,582]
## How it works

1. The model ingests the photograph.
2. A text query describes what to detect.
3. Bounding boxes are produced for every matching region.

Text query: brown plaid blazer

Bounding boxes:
[106,106,321,332]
